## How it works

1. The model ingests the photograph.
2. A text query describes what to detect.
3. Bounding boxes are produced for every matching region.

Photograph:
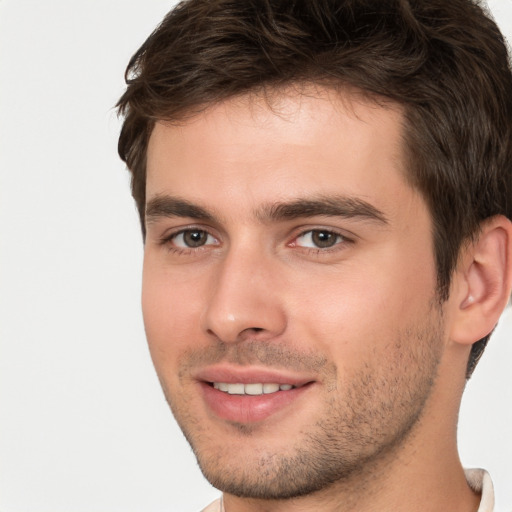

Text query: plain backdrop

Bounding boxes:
[1,1,511,511]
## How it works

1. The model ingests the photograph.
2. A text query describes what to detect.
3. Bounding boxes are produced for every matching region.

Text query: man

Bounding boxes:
[116,0,512,510]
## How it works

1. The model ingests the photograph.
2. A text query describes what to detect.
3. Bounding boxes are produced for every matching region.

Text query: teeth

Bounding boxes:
[263,383,280,394]
[227,383,245,395]
[212,383,296,395]
[245,383,263,395]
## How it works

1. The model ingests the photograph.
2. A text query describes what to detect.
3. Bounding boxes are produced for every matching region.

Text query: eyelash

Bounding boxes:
[159,227,352,255]
[291,230,350,252]
[159,227,218,255]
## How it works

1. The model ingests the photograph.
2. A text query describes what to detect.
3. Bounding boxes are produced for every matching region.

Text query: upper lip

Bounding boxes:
[194,364,316,386]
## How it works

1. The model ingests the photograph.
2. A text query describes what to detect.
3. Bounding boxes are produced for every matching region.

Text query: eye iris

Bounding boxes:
[184,230,208,247]
[312,230,337,248]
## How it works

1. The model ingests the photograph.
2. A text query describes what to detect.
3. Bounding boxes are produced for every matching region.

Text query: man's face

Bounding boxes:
[143,88,445,498]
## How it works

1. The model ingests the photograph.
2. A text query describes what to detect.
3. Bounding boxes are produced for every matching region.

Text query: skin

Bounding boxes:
[142,88,483,512]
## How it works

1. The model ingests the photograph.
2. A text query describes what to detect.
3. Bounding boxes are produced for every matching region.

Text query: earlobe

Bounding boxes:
[450,215,512,346]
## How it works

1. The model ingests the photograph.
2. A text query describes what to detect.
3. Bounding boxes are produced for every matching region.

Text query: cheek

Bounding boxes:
[141,258,205,368]
[286,251,437,365]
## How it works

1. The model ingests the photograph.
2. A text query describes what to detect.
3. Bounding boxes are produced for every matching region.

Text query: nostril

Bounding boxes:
[243,327,265,336]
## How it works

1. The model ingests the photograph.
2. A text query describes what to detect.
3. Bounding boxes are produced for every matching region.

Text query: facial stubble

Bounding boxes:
[159,308,444,501]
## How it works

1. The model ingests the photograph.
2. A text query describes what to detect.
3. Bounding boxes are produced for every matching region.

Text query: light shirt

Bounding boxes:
[201,468,495,512]
[465,468,494,512]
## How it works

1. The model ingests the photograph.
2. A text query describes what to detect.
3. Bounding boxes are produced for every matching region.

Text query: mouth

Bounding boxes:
[196,369,315,424]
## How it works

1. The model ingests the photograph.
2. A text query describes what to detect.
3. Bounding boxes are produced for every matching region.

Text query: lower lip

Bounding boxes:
[200,382,312,424]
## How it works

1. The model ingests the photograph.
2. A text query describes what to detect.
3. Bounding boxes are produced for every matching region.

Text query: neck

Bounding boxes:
[222,356,481,512]
[222,429,480,512]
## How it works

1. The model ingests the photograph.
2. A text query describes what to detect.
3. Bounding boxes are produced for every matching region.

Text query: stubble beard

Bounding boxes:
[161,308,444,501]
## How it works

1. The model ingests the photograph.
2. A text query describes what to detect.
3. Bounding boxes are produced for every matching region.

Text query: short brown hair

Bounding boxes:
[117,0,512,377]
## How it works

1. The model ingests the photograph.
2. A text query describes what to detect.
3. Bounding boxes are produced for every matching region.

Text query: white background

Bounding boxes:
[0,1,511,511]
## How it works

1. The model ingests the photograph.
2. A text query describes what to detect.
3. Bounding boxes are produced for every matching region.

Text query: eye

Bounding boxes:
[294,229,344,249]
[171,229,217,248]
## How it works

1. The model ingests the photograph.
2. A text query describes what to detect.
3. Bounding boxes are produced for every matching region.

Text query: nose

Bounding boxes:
[201,245,287,343]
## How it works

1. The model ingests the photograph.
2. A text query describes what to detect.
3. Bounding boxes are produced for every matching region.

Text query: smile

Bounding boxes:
[202,380,313,423]
[212,382,296,395]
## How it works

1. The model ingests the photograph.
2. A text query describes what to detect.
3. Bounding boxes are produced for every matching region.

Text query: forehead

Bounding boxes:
[145,87,419,224]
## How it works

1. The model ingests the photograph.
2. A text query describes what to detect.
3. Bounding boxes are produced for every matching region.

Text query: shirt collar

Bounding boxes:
[465,468,494,512]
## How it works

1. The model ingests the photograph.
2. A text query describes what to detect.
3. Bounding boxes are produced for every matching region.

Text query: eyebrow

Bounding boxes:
[260,196,388,224]
[145,194,388,225]
[146,196,214,223]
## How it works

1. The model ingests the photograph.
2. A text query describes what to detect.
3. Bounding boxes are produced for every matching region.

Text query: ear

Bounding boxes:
[449,215,512,345]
